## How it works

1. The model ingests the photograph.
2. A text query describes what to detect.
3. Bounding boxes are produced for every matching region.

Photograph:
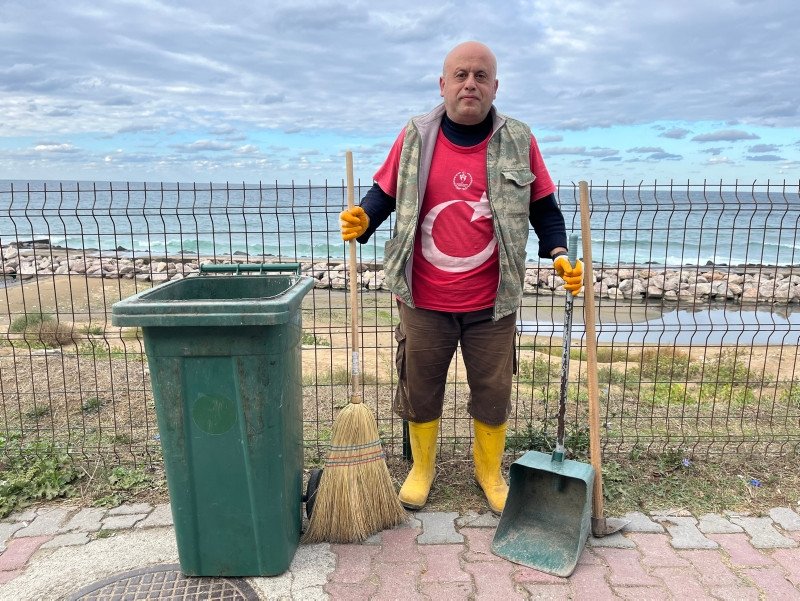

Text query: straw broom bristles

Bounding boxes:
[301,150,407,543]
[301,403,407,543]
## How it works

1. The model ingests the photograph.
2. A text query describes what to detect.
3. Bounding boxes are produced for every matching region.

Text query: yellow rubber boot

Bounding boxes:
[473,419,509,515]
[398,418,440,510]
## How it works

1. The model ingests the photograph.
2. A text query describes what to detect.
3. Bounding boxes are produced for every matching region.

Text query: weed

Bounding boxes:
[81,324,106,336]
[25,405,52,419]
[0,435,83,518]
[76,340,128,358]
[82,397,105,413]
[301,331,330,347]
[8,312,77,348]
[94,529,115,538]
[517,356,558,383]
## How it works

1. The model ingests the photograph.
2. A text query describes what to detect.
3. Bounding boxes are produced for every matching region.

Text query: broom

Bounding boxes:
[302,150,407,543]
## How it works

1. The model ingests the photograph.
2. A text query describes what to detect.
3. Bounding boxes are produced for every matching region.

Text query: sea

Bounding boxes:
[2,180,799,345]
[1,180,798,268]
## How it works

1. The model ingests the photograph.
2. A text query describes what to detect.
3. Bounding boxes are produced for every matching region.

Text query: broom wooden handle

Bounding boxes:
[579,180,604,519]
[346,151,362,402]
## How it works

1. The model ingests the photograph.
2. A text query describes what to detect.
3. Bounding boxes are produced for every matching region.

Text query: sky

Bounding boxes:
[2,0,799,185]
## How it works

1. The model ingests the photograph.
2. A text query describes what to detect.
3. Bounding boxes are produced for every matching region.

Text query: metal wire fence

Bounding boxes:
[0,179,798,469]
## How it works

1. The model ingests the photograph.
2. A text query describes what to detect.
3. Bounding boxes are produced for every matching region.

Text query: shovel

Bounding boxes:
[492,234,595,577]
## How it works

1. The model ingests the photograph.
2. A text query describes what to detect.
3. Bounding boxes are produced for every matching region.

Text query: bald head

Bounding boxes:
[439,41,499,125]
[442,41,497,77]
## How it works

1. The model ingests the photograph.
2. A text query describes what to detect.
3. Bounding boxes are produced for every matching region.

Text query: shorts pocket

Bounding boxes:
[394,323,407,380]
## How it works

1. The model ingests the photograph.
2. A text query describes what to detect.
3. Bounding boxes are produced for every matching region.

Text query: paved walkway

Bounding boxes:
[1,503,800,599]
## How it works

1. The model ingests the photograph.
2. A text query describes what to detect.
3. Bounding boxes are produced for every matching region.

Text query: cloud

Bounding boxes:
[746,154,784,161]
[748,144,780,153]
[33,142,79,153]
[628,146,665,153]
[691,130,760,142]
[538,135,563,143]
[659,128,691,139]
[648,151,683,161]
[700,147,725,156]
[172,140,234,153]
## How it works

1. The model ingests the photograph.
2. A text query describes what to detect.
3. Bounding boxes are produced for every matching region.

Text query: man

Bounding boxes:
[340,41,583,515]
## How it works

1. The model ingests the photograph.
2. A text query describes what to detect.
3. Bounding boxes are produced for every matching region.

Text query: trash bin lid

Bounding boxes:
[111,274,315,327]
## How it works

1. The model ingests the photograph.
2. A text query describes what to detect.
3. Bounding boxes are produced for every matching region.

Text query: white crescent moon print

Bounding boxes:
[420,192,496,273]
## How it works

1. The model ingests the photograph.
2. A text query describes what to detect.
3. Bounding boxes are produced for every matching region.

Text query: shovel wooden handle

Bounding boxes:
[579,181,604,519]
[346,151,362,402]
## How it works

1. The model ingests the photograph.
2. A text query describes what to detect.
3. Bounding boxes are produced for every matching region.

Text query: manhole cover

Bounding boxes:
[66,564,261,600]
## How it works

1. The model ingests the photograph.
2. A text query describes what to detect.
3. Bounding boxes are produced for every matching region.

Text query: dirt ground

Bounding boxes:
[2,274,799,516]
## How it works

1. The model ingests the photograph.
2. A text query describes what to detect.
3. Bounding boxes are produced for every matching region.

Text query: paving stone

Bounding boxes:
[399,515,422,529]
[678,549,746,588]
[374,527,423,564]
[520,583,573,600]
[615,585,671,600]
[621,511,664,533]
[418,543,470,583]
[587,532,636,548]
[1,508,36,523]
[651,566,711,599]
[569,563,615,599]
[657,516,718,549]
[771,547,800,586]
[464,559,526,601]
[416,511,462,544]
[0,523,24,553]
[708,585,761,600]
[323,581,378,601]
[136,504,173,528]
[769,507,800,531]
[288,542,336,593]
[40,532,90,549]
[59,507,105,533]
[107,503,153,516]
[592,547,661,587]
[461,527,504,562]
[0,536,52,571]
[420,581,475,599]
[729,516,797,548]
[743,566,800,599]
[101,514,147,530]
[455,510,500,529]
[329,543,380,583]
[698,513,743,534]
[14,507,71,537]
[709,533,774,567]
[0,570,23,585]
[627,533,691,566]
[371,560,426,600]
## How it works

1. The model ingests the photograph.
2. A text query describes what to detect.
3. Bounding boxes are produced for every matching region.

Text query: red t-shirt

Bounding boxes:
[374,127,556,312]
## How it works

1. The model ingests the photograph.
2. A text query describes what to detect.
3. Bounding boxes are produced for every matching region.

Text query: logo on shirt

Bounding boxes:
[420,191,496,273]
[453,171,473,190]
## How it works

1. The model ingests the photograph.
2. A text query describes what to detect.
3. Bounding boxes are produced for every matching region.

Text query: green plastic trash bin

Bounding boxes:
[112,264,314,577]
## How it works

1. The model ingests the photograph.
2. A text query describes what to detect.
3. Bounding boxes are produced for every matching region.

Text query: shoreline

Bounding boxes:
[2,241,800,307]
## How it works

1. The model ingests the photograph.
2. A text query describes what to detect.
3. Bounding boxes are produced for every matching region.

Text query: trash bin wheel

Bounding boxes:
[304,468,323,519]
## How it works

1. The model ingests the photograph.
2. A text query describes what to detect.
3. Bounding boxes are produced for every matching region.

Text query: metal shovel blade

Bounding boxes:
[492,450,595,577]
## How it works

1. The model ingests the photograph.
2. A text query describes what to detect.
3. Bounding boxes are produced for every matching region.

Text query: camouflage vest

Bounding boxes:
[382,103,534,320]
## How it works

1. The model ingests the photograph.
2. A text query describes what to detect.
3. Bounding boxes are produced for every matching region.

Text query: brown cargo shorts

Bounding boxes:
[393,301,517,426]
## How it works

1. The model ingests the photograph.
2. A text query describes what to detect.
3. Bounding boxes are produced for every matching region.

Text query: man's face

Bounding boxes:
[439,43,498,125]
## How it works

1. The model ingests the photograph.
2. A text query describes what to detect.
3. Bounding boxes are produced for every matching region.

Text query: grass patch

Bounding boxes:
[301,331,330,347]
[0,435,83,518]
[303,367,378,386]
[7,312,78,348]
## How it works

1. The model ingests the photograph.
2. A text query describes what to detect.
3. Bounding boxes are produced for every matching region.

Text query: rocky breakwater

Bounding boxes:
[2,242,799,305]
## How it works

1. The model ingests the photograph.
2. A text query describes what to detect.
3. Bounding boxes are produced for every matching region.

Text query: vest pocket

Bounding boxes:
[501,169,536,187]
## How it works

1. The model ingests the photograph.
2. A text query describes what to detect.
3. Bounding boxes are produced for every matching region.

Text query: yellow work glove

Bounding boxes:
[553,254,584,296]
[340,206,369,241]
